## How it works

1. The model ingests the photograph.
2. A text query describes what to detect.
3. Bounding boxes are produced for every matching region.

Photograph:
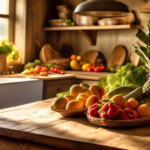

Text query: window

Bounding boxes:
[0,0,15,42]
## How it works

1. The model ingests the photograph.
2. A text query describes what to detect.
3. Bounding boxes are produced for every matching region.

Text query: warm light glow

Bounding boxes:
[0,0,9,14]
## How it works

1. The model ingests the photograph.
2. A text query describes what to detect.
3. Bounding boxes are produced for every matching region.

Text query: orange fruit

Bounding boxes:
[71,54,77,60]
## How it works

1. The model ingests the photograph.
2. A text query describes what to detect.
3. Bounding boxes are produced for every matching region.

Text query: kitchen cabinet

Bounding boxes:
[43,78,98,99]
[0,78,43,109]
[43,78,79,99]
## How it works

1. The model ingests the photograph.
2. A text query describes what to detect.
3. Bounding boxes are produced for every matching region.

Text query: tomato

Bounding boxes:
[53,67,59,73]
[57,70,61,74]
[92,65,96,69]
[87,67,94,72]
[50,67,55,72]
[60,70,65,74]
[100,65,105,71]
[40,67,49,72]
[35,65,43,74]
[98,67,101,71]
[94,67,100,72]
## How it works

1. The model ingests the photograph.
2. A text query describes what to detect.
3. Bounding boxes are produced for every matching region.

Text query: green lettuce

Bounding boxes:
[97,63,147,94]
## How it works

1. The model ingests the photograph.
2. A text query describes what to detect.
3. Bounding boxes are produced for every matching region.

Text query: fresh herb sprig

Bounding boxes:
[0,40,15,55]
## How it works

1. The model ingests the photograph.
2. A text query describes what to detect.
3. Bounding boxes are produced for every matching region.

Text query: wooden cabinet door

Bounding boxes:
[43,78,79,99]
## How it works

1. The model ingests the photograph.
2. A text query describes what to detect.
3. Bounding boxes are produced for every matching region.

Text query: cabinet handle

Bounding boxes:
[57,88,60,92]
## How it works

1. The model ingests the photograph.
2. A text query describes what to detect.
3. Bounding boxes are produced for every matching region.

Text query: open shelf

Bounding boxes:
[44,24,143,45]
[44,24,143,31]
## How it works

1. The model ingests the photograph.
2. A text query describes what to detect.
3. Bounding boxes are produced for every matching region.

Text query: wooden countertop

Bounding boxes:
[0,99,150,150]
[1,74,76,80]
[1,71,112,81]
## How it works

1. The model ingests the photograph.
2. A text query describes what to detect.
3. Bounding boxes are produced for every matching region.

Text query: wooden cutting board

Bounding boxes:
[39,44,61,64]
[82,50,107,65]
[107,45,126,70]
[130,52,140,66]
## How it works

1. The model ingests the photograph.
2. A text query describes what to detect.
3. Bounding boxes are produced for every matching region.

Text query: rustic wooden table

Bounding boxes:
[0,99,150,150]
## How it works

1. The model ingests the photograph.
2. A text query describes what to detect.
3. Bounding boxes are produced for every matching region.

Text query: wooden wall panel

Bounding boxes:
[23,0,150,63]
[15,0,27,63]
[47,0,150,62]
[24,0,52,63]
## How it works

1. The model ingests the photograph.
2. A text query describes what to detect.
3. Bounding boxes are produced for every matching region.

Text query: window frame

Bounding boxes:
[0,0,15,42]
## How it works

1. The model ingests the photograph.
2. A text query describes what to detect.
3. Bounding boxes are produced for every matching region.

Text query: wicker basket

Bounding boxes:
[87,112,150,128]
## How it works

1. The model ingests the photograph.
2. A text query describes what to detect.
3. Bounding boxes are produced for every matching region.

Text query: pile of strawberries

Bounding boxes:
[89,102,139,120]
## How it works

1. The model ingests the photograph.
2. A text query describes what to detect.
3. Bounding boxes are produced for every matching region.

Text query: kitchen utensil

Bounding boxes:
[48,19,65,27]
[47,58,70,69]
[56,5,68,12]
[87,112,150,127]
[56,5,71,19]
[73,14,98,26]
[50,106,88,117]
[107,45,126,71]
[58,12,70,19]
[130,52,140,67]
[97,18,121,26]
[74,0,130,17]
[106,18,121,25]
[113,11,135,24]
[97,19,107,26]
[82,50,107,65]
[39,44,61,64]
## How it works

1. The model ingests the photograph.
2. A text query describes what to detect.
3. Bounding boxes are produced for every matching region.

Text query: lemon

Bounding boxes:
[70,60,81,70]
[82,63,92,71]
[77,56,82,61]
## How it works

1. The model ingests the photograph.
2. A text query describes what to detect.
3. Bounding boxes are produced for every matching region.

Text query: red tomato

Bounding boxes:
[40,67,49,72]
[60,70,65,74]
[92,65,96,69]
[94,67,100,72]
[57,70,61,74]
[50,67,55,72]
[87,67,94,72]
[100,65,105,71]
[53,67,59,73]
[98,67,101,71]
[35,65,43,74]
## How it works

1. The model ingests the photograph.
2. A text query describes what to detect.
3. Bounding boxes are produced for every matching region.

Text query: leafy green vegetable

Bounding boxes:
[24,59,41,70]
[43,63,57,69]
[0,40,15,55]
[24,62,37,70]
[97,63,147,94]
[34,59,41,65]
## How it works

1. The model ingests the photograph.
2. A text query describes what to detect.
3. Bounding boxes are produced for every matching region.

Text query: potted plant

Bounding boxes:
[131,20,150,69]
[0,40,15,75]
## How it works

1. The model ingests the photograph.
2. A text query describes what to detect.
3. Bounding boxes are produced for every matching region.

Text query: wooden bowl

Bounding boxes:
[87,112,150,128]
[50,106,88,117]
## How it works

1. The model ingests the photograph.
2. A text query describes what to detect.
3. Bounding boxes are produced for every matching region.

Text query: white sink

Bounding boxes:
[0,78,43,109]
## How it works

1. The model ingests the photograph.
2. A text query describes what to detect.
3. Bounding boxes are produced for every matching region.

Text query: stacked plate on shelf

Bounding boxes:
[48,19,66,27]
[48,5,71,27]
